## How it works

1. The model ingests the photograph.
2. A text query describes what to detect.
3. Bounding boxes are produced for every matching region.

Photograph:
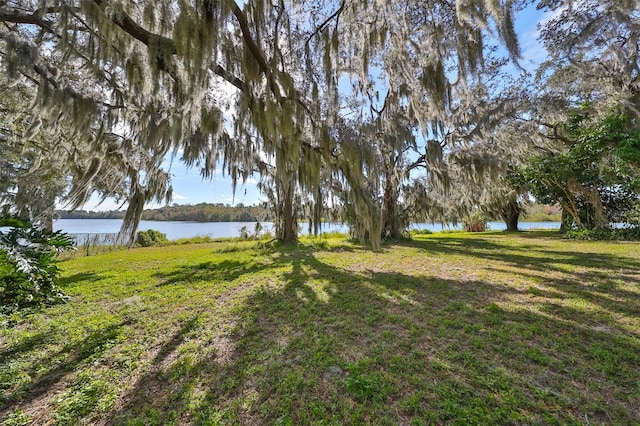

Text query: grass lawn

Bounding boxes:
[1,231,639,425]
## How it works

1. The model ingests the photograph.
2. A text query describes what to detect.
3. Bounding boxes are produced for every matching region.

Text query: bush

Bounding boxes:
[564,226,640,241]
[239,222,266,240]
[462,212,488,232]
[410,228,433,235]
[238,226,250,240]
[0,216,75,310]
[136,229,169,247]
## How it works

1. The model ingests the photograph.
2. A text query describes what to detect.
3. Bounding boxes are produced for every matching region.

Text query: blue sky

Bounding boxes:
[82,3,548,212]
[163,157,263,207]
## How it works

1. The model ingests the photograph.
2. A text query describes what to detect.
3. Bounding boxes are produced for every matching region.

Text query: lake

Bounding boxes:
[53,219,561,241]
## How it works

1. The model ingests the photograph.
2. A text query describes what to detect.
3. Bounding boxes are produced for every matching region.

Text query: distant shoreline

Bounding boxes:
[55,217,562,224]
[56,203,562,223]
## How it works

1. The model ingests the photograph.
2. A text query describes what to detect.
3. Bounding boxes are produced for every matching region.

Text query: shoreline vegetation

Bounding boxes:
[56,203,563,223]
[1,231,638,424]
[56,203,272,222]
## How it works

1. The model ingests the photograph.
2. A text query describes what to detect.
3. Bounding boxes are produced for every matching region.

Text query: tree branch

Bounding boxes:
[0,9,54,30]
[88,0,247,92]
[304,0,346,49]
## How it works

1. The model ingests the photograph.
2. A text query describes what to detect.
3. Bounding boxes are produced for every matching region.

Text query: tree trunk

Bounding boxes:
[281,182,297,243]
[381,179,401,239]
[559,209,569,234]
[42,208,54,233]
[500,199,520,231]
[567,178,608,229]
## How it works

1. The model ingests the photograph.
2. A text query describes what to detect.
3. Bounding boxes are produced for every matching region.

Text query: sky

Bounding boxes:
[80,2,549,212]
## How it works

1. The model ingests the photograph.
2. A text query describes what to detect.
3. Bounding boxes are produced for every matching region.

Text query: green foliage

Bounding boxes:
[0,216,75,310]
[135,229,169,247]
[564,226,640,241]
[239,222,265,240]
[238,226,250,240]
[524,204,562,222]
[521,108,640,230]
[141,203,271,222]
[462,211,488,232]
[57,203,272,222]
[410,228,433,235]
[1,410,32,426]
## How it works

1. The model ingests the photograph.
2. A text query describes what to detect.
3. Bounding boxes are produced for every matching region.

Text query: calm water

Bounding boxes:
[53,219,560,241]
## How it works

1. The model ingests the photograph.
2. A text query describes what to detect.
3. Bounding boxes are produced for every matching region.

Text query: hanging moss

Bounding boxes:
[0,0,531,247]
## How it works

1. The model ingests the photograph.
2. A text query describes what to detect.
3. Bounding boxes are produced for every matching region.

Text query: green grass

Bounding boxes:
[1,232,639,425]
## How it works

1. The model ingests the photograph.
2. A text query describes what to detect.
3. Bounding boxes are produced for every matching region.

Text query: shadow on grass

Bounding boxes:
[100,315,203,424]
[58,272,104,288]
[153,259,274,286]
[104,245,639,425]
[490,265,640,320]
[401,236,640,321]
[0,320,130,410]
[402,235,640,270]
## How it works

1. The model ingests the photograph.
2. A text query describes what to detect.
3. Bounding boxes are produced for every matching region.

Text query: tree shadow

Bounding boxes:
[487,265,640,319]
[399,236,640,273]
[1,319,131,410]
[101,315,203,424]
[58,272,103,287]
[153,259,275,286]
[0,329,58,365]
[6,237,638,424]
[105,247,639,424]
[399,236,640,328]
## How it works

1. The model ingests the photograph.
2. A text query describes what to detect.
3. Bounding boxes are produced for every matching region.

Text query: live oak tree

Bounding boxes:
[0,75,163,232]
[536,0,640,120]
[528,0,639,145]
[520,0,640,230]
[0,0,524,247]
[521,108,640,231]
[393,56,531,231]
[324,0,527,241]
[0,77,68,231]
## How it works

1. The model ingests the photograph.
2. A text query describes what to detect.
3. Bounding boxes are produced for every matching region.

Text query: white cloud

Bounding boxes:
[519,4,569,68]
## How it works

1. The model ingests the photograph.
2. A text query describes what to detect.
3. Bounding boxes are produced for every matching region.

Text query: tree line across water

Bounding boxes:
[55,203,560,223]
[56,203,273,223]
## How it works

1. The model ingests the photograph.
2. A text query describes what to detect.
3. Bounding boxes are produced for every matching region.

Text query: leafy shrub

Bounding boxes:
[410,228,433,235]
[136,229,168,247]
[239,222,266,240]
[258,231,275,241]
[564,226,640,241]
[0,216,75,310]
[238,226,250,240]
[462,212,488,232]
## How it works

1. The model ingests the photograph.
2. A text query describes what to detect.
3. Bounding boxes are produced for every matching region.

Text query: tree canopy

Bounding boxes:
[0,0,639,243]
[522,108,640,230]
